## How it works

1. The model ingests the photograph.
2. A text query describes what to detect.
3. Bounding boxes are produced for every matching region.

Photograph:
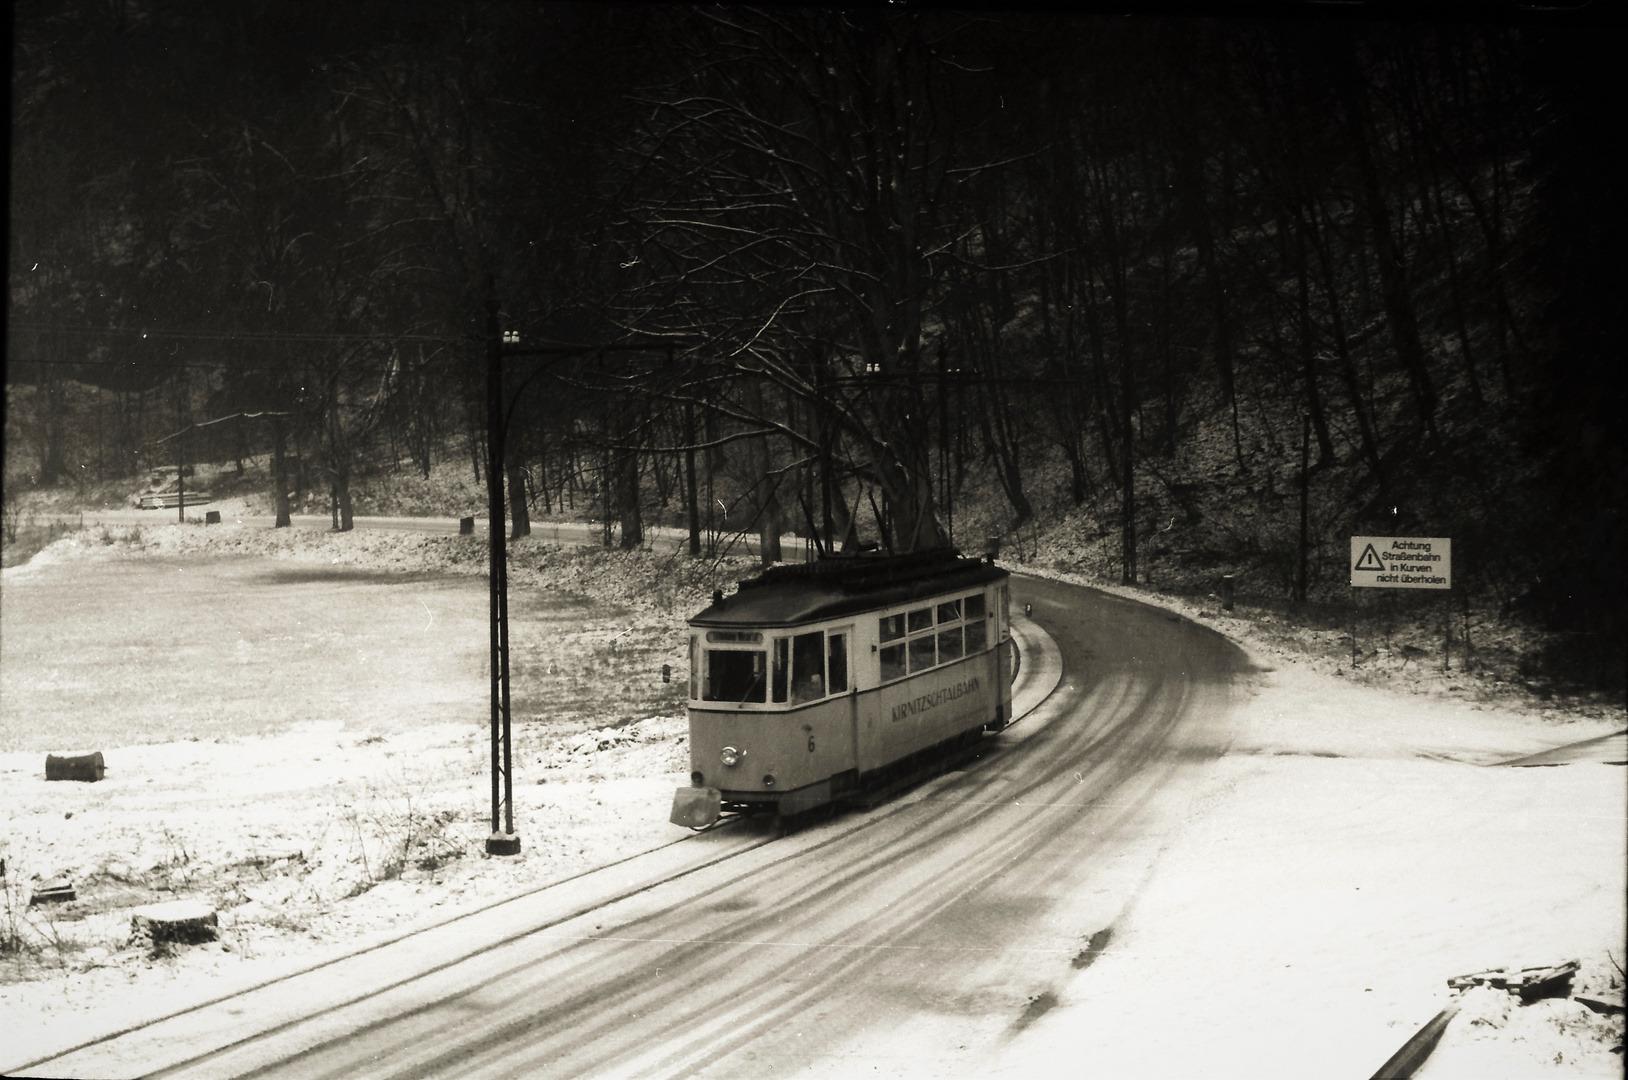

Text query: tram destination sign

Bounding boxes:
[1350,536,1451,589]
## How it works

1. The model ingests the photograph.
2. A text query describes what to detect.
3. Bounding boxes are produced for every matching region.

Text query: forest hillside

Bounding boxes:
[6,5,1623,702]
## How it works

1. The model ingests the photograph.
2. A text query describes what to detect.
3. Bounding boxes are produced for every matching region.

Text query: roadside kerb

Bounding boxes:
[1369,1001,1462,1079]
[1006,599,1064,727]
[1496,728,1628,768]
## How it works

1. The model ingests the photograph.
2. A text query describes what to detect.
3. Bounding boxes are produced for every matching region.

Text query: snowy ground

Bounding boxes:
[2,528,1622,1075]
[998,568,1627,1077]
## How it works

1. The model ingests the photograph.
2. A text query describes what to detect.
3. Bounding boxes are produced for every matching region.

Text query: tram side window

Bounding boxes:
[688,636,698,699]
[879,642,907,683]
[791,631,825,704]
[880,614,905,643]
[704,649,766,703]
[965,612,987,653]
[828,633,848,693]
[908,632,936,673]
[965,592,988,653]
[907,607,933,634]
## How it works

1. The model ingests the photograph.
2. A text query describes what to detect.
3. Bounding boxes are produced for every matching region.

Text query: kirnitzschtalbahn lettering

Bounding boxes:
[890,676,982,723]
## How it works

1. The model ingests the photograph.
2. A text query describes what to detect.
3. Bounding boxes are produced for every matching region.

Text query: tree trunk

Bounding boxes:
[684,399,701,557]
[1294,219,1335,468]
[1330,40,1439,443]
[328,406,354,532]
[616,450,642,550]
[336,473,354,531]
[271,415,292,528]
[506,457,530,539]
[1308,200,1387,489]
[758,489,783,564]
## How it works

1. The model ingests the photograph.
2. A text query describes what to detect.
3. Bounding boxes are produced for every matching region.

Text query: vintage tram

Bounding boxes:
[670,548,1012,827]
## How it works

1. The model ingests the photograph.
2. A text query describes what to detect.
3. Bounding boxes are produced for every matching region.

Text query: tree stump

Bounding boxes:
[29,878,75,905]
[45,752,105,782]
[130,900,218,944]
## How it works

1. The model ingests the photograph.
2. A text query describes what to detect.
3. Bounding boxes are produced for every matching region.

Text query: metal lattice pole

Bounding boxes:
[485,284,519,855]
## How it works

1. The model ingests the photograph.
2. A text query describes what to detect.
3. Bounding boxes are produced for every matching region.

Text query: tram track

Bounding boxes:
[17,573,1248,1079]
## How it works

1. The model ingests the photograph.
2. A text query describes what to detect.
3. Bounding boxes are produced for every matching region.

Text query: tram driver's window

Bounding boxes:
[791,631,825,704]
[704,649,766,703]
[828,633,848,693]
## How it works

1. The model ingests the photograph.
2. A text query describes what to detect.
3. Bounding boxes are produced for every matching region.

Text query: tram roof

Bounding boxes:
[689,548,1008,629]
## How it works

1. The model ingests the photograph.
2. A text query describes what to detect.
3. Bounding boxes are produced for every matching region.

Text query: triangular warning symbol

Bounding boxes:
[1354,543,1385,572]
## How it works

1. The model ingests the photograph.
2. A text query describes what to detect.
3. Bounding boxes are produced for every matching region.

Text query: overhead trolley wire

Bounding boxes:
[7,322,468,344]
[6,323,474,375]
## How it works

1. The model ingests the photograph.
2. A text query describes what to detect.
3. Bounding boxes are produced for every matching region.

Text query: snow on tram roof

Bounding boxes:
[689,548,1007,629]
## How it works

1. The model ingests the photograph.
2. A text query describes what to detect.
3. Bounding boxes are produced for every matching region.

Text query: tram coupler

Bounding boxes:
[670,786,722,828]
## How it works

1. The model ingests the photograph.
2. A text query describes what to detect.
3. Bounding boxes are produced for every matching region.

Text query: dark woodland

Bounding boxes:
[7,3,1624,683]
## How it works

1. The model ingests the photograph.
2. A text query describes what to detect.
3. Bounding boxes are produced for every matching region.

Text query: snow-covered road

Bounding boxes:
[6,535,1620,1077]
[15,575,1257,1078]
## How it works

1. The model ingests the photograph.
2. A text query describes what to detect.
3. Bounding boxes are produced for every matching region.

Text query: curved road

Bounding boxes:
[21,575,1249,1079]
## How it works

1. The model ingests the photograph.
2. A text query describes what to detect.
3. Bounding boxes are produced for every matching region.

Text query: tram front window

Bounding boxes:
[704,650,766,703]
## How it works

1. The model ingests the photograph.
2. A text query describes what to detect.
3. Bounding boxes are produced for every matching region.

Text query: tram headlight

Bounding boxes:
[762,774,776,788]
[720,746,742,767]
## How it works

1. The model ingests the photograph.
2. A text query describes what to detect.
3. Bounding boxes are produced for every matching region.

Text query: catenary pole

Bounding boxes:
[476,308,696,855]
[485,282,520,856]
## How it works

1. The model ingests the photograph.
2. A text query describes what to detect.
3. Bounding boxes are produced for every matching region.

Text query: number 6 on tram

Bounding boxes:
[670,548,1013,827]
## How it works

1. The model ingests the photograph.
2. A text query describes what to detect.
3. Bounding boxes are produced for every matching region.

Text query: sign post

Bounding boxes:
[1350,536,1454,670]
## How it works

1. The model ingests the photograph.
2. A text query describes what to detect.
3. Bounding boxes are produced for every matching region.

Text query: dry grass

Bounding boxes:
[0,527,749,987]
[1,555,486,752]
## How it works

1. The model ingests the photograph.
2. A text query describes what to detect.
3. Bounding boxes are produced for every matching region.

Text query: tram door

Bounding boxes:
[824,626,857,780]
[995,582,1014,727]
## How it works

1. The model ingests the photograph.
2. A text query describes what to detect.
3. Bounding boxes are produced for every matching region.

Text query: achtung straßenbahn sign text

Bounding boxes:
[1350,536,1452,590]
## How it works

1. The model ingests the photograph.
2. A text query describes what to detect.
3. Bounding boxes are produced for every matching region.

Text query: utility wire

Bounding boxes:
[7,323,467,344]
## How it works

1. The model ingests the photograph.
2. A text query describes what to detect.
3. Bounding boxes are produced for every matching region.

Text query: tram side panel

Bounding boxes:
[855,651,999,774]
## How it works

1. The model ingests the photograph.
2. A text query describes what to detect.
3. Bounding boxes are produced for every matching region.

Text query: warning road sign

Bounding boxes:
[1350,536,1451,589]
